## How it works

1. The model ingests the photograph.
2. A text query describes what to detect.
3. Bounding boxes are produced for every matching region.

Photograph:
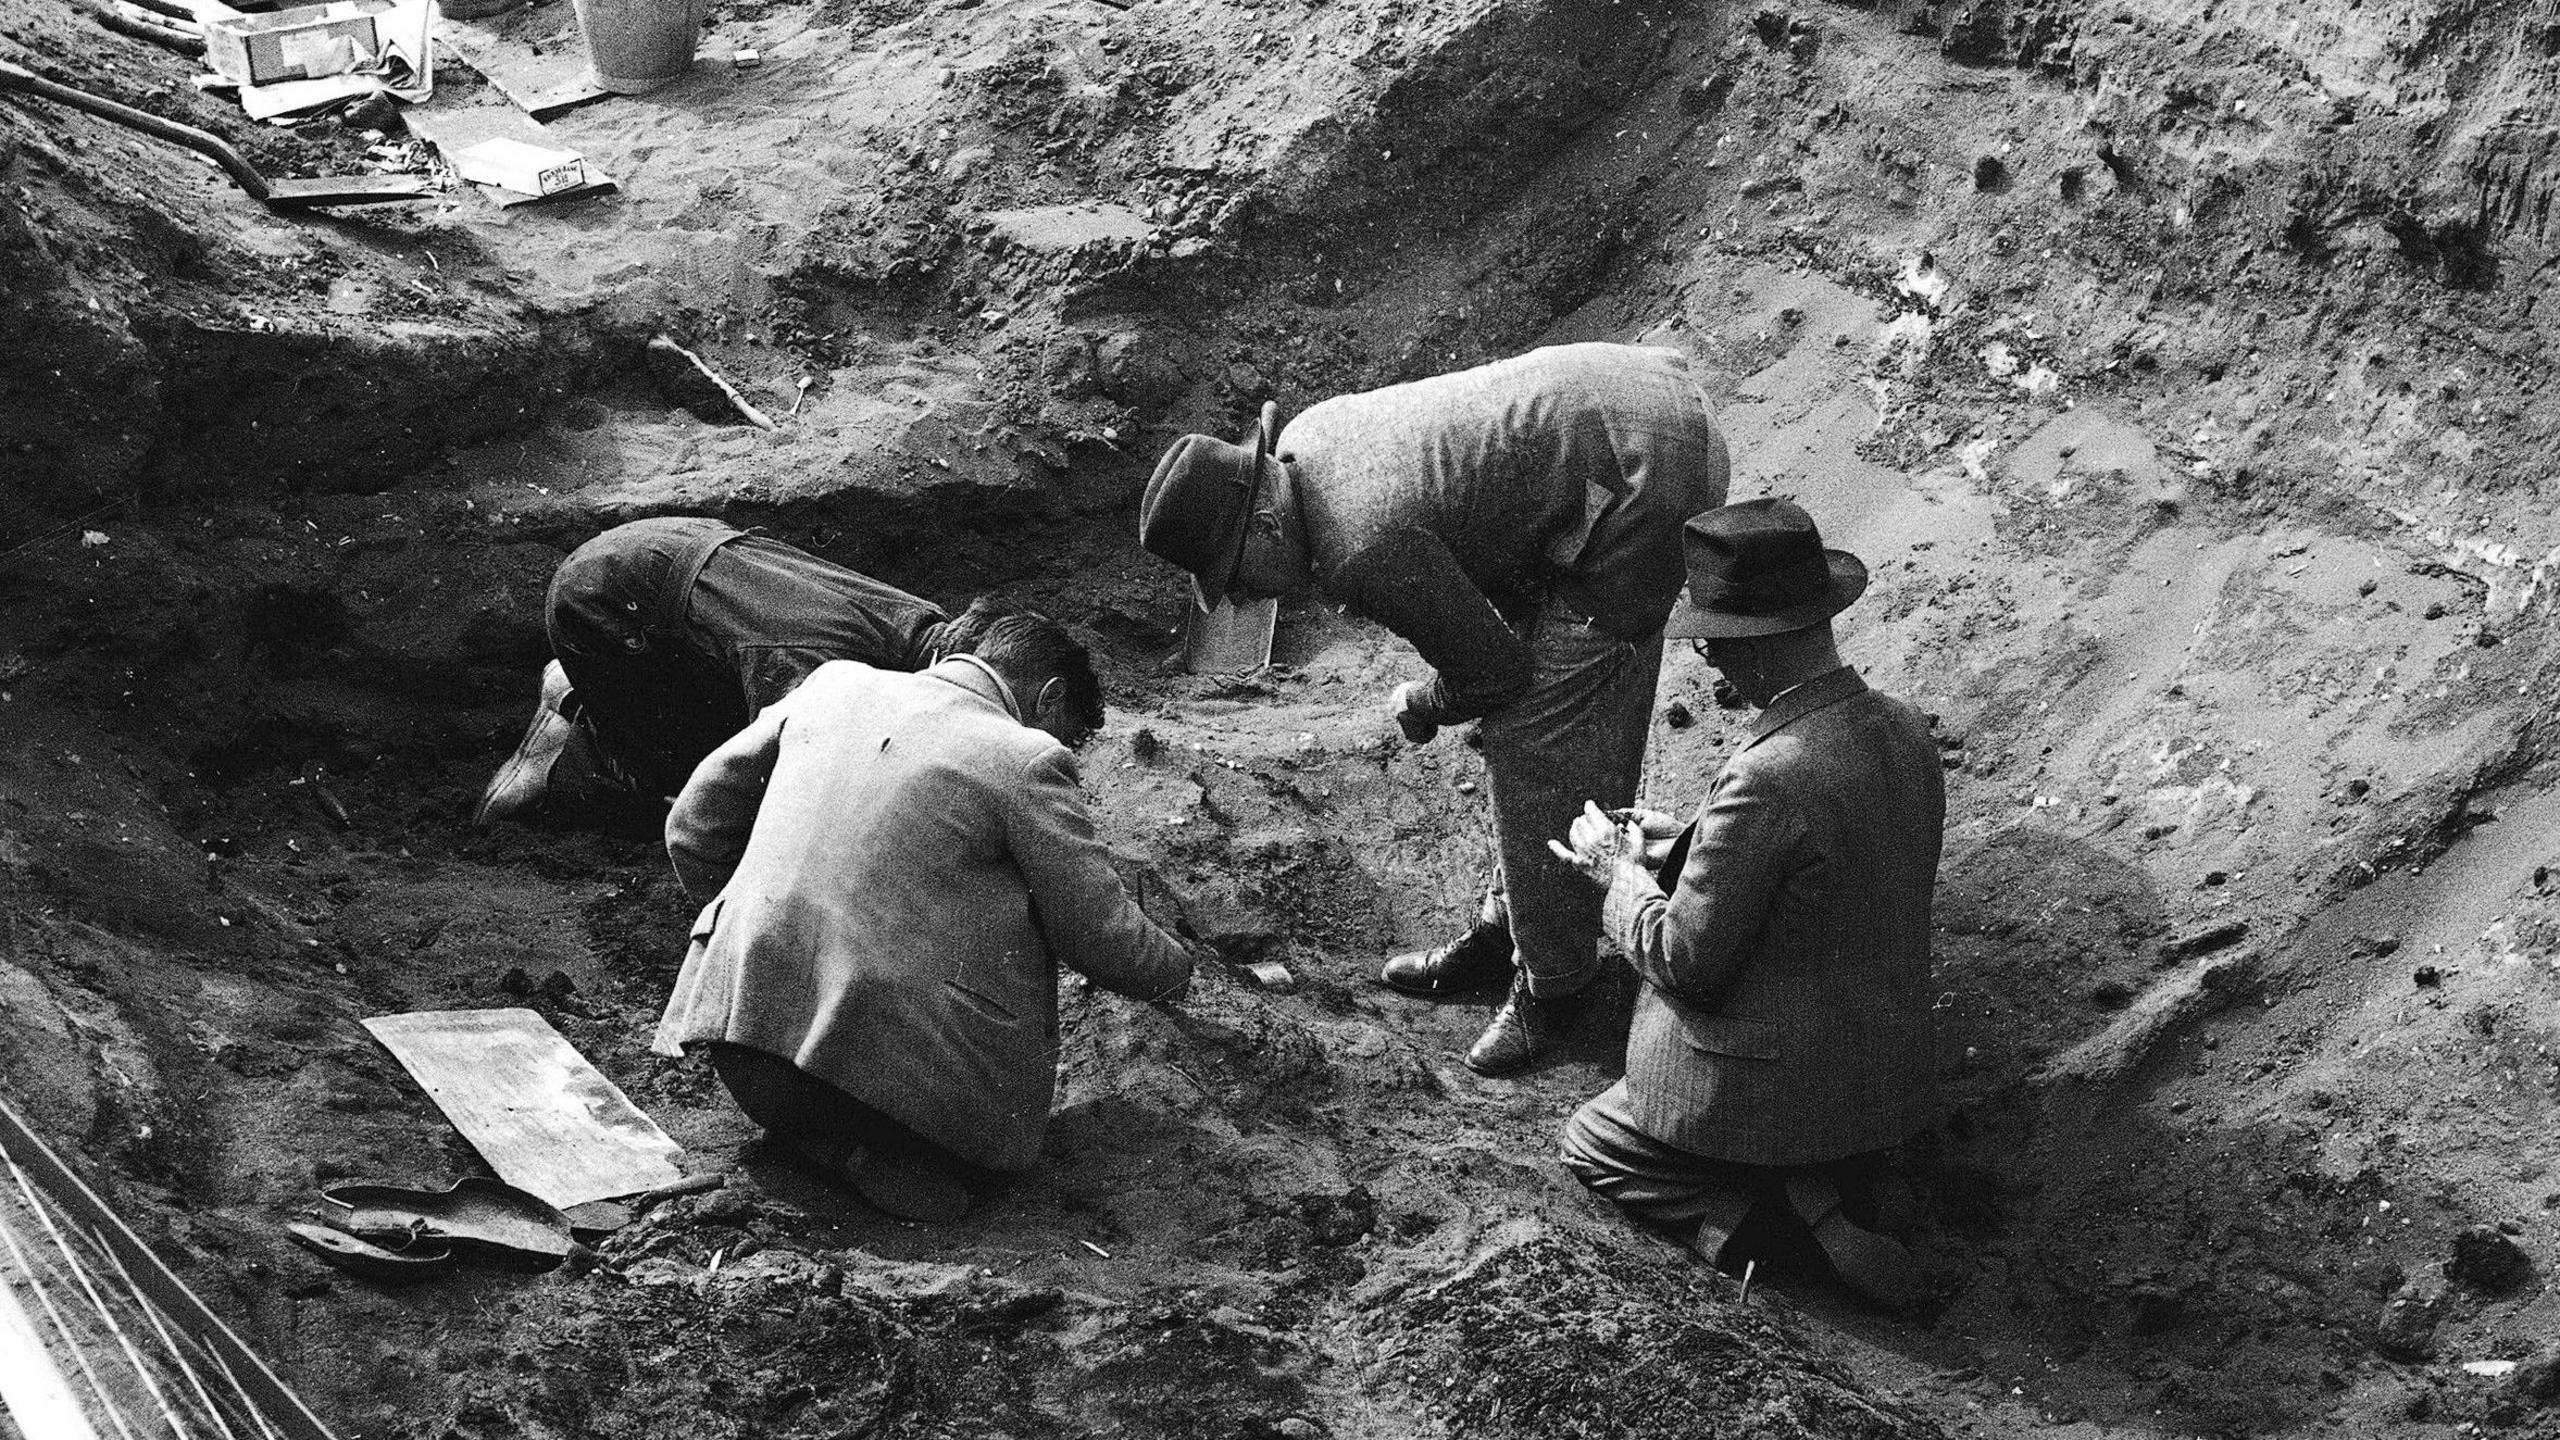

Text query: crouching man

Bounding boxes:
[1549,499,1943,1307]
[651,611,1194,1221]
[477,515,1007,828]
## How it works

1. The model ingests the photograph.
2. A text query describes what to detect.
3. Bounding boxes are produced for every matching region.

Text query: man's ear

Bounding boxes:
[1036,677,1066,718]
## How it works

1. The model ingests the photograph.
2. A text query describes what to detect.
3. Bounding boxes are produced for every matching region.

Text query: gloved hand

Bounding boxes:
[1390,681,1439,744]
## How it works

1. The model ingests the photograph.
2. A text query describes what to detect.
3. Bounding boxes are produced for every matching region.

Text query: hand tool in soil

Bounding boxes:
[0,58,430,209]
[318,1176,577,1270]
[282,1220,454,1282]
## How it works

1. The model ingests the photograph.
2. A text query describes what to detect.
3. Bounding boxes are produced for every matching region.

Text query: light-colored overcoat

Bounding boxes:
[1599,667,1944,1166]
[652,658,1190,1171]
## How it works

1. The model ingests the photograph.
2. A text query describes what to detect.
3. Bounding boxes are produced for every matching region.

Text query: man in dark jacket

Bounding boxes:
[1549,498,1944,1307]
[476,516,999,826]
[1139,343,1728,1074]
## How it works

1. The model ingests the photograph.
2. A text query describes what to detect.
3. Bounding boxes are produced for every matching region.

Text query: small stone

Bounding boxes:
[498,966,535,997]
[1972,155,2006,190]
[540,970,577,1000]
[1663,699,1693,729]
[2345,778,2371,800]
[2358,578,2378,596]
[2372,1283,2443,1361]
[2413,965,2441,989]
[2424,601,2447,620]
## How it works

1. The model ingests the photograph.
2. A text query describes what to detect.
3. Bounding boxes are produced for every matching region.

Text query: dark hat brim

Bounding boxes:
[1186,401,1280,611]
[1664,550,1868,639]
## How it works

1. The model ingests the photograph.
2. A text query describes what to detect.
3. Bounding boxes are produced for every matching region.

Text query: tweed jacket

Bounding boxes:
[1276,343,1728,726]
[652,658,1191,1171]
[1599,667,1944,1166]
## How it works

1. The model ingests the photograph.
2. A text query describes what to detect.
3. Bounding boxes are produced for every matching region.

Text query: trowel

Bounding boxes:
[0,60,431,209]
[1182,595,1278,674]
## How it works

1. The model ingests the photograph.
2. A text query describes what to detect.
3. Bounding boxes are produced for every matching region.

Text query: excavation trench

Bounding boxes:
[10,0,2560,1437]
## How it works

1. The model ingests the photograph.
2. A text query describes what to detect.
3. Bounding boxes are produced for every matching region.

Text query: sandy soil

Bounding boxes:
[9,0,2560,1436]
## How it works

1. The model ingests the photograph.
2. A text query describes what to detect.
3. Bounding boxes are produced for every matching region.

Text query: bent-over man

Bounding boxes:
[1138,342,1729,1074]
[1551,498,1944,1308]
[650,611,1194,1220]
[477,515,1004,826]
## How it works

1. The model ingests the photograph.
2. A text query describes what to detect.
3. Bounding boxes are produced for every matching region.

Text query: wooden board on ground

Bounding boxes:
[362,1008,684,1208]
[431,0,610,120]
[404,85,618,206]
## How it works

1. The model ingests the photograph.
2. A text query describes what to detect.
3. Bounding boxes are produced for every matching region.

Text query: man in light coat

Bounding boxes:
[477,515,1010,827]
[652,611,1194,1220]
[1138,343,1729,1075]
[1551,498,1944,1307]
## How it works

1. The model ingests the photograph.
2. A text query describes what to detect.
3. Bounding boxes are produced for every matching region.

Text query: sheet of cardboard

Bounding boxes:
[405,85,617,204]
[362,1008,683,1208]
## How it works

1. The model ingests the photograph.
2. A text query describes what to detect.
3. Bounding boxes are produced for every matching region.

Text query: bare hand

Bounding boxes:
[1610,807,1683,868]
[1546,800,1646,886]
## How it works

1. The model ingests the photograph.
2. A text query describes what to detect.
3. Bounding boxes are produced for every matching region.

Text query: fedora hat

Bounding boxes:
[1139,402,1279,608]
[1664,497,1868,639]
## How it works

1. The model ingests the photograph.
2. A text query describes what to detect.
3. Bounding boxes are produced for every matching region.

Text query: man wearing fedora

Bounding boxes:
[1548,497,1944,1308]
[1138,343,1728,1074]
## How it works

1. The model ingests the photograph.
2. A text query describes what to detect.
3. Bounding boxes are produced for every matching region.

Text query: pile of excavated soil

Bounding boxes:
[11,0,2560,1437]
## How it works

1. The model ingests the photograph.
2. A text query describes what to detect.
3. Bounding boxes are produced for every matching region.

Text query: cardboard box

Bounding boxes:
[448,138,590,197]
[203,0,394,86]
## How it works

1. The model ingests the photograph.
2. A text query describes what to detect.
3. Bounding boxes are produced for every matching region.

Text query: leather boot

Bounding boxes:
[1378,918,1513,996]
[1462,971,1589,1076]
[1785,1173,1924,1309]
[474,660,575,826]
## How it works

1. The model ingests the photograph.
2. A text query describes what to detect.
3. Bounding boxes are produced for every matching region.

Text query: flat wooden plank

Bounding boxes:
[361,1009,683,1208]
[430,2,610,120]
[403,87,618,205]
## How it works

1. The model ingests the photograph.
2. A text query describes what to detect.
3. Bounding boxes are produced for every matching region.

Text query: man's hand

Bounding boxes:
[1611,807,1684,868]
[1546,800,1647,886]
[1390,681,1439,744]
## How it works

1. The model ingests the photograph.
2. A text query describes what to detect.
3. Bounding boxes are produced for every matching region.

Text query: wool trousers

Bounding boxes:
[1560,1082,1885,1248]
[1476,607,1665,997]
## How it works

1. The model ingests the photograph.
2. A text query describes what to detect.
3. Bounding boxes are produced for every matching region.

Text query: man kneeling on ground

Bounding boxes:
[1548,499,1943,1308]
[651,611,1195,1220]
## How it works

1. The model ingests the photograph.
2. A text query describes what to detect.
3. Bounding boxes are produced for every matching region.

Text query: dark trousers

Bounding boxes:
[698,1043,977,1178]
[548,519,750,800]
[1560,1084,1883,1253]
[1477,608,1664,997]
